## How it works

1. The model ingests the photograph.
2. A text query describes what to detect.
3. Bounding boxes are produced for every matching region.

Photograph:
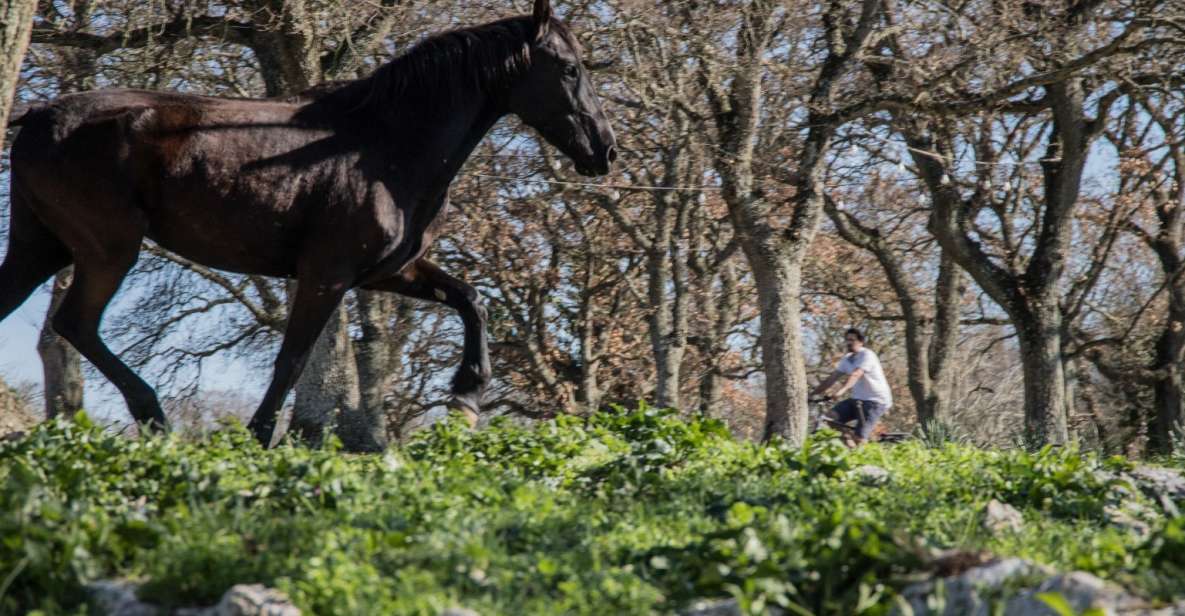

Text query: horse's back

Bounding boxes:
[7,87,411,280]
[12,89,296,151]
[7,90,311,264]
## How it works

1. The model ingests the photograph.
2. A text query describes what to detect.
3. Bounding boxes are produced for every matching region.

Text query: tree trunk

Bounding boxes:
[899,291,932,425]
[649,276,684,410]
[646,188,689,411]
[0,0,36,147]
[749,249,810,443]
[577,281,603,413]
[926,253,963,424]
[290,292,363,448]
[250,0,319,96]
[1149,297,1185,452]
[696,260,740,418]
[1016,307,1070,446]
[38,270,83,419]
[1151,366,1184,453]
[343,289,395,451]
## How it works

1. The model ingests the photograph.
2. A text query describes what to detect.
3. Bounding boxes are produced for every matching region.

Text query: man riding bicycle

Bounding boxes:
[810,328,893,446]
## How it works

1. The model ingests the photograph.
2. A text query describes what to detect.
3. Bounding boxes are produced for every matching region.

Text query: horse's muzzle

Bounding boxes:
[581,145,616,177]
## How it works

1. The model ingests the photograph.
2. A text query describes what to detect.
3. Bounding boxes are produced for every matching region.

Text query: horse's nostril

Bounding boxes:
[606,146,618,164]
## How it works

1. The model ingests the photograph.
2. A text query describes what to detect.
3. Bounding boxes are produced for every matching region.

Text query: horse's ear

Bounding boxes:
[532,0,552,40]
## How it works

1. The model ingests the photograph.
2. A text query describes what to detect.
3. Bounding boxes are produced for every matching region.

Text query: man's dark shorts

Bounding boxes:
[829,399,889,439]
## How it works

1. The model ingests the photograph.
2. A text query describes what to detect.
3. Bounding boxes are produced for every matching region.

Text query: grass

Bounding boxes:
[1,405,1182,615]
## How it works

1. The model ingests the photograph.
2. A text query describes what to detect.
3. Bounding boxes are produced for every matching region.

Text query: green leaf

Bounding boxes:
[1036,592,1075,616]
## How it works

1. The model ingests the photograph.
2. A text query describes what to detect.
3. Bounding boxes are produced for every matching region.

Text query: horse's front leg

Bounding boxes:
[248,278,349,446]
[363,259,490,420]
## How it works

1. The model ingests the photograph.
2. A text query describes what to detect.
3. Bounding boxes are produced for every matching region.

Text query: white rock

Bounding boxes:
[1104,501,1157,539]
[88,581,299,616]
[1131,467,1185,516]
[897,558,1050,615]
[1003,571,1151,615]
[86,581,160,616]
[206,584,300,616]
[680,598,785,615]
[441,609,482,616]
[983,499,1024,535]
[854,464,891,486]
[896,558,1184,616]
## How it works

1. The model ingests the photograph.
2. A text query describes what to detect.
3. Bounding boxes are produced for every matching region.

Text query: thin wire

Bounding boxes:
[464,172,925,193]
[466,172,724,192]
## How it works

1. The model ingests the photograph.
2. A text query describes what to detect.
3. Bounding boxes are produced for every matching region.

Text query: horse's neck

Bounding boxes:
[392,95,504,199]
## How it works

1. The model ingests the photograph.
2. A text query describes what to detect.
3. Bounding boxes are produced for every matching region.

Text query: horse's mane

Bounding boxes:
[301,16,580,117]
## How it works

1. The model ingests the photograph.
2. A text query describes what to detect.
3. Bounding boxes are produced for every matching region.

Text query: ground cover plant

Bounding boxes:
[2,406,1183,615]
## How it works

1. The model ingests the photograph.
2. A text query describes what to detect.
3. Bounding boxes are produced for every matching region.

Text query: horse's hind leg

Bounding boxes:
[0,193,73,321]
[51,246,167,432]
[363,259,490,418]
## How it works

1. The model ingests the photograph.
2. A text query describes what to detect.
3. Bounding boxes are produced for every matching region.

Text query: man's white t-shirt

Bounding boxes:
[836,348,893,408]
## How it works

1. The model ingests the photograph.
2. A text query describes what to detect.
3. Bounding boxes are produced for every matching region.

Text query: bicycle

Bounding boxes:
[807,396,909,446]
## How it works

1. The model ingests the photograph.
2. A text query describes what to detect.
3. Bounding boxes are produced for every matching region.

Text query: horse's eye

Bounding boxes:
[564,64,579,78]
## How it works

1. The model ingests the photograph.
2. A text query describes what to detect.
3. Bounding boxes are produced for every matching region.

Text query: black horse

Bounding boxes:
[0,0,616,446]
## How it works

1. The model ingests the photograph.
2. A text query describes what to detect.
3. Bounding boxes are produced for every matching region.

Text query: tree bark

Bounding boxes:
[1015,304,1070,445]
[647,192,686,410]
[0,0,36,147]
[343,289,397,451]
[926,253,963,423]
[38,270,83,419]
[748,248,811,442]
[1149,296,1185,451]
[697,260,740,418]
[250,0,319,96]
[291,298,363,447]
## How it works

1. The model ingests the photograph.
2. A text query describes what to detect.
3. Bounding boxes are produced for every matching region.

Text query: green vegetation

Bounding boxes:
[2,407,1183,615]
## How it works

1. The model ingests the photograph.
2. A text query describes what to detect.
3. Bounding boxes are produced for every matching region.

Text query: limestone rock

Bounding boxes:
[680,598,784,615]
[1131,467,1185,516]
[441,609,482,616]
[87,581,300,616]
[854,464,891,486]
[982,499,1024,535]
[86,581,160,616]
[897,558,1185,616]
[186,584,300,616]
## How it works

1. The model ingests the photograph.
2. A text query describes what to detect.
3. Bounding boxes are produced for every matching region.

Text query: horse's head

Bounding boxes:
[507,0,617,177]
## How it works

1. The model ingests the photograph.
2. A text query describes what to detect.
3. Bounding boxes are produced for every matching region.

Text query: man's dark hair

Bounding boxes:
[845,328,865,342]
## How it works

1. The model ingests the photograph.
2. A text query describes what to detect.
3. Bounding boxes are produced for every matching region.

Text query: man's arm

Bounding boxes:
[832,368,865,398]
[811,370,846,397]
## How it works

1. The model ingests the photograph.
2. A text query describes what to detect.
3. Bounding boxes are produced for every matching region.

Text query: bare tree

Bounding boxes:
[0,0,35,145]
[688,0,886,443]
[865,0,1171,444]
[1082,90,1185,453]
